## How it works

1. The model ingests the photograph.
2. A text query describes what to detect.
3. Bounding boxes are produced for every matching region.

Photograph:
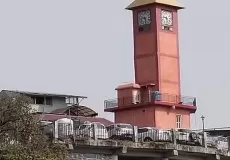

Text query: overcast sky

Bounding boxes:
[0,0,229,129]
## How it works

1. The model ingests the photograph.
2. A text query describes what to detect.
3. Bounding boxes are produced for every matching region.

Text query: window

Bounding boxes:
[176,114,182,128]
[36,96,45,105]
[65,97,77,104]
[30,96,52,105]
[46,97,52,105]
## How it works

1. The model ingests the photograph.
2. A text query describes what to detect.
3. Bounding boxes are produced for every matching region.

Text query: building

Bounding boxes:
[1,90,86,114]
[0,90,113,125]
[104,0,197,129]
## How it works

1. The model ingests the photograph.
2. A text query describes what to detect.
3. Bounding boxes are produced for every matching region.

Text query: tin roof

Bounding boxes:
[126,0,184,10]
[51,105,98,117]
[1,90,87,99]
[40,114,113,126]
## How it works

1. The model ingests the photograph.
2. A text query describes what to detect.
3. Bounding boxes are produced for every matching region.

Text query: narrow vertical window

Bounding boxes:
[176,114,182,128]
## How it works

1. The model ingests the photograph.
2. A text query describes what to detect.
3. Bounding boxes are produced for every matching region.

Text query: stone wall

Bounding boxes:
[69,153,114,160]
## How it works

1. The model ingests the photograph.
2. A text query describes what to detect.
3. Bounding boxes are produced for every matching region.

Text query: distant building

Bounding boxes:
[1,89,113,126]
[1,90,88,114]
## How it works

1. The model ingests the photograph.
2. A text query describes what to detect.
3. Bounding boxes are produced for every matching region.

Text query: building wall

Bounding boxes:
[115,106,155,127]
[31,97,67,113]
[133,5,159,87]
[69,153,114,160]
[156,6,181,96]
[155,106,190,129]
[114,105,190,129]
[132,5,181,96]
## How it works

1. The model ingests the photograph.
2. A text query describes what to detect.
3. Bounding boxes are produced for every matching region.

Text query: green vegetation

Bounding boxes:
[0,94,68,160]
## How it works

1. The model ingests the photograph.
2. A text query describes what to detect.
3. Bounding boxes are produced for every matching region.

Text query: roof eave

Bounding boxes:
[126,2,184,10]
[1,90,87,99]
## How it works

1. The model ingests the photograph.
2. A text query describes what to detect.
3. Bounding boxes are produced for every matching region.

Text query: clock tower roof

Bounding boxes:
[126,0,184,10]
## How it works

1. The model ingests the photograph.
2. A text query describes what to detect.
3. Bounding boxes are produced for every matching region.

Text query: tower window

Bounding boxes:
[176,114,182,128]
[137,10,152,32]
[161,10,173,31]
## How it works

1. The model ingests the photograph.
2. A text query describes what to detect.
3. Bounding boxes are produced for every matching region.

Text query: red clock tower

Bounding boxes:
[104,0,197,129]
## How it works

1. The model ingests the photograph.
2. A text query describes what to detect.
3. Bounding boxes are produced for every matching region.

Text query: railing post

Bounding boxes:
[148,90,151,102]
[227,136,230,151]
[53,120,58,139]
[104,101,107,109]
[202,132,207,148]
[111,155,118,160]
[92,124,98,140]
[133,126,138,142]
[171,129,177,145]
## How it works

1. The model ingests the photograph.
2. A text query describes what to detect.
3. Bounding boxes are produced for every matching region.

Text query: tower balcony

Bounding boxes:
[104,92,197,113]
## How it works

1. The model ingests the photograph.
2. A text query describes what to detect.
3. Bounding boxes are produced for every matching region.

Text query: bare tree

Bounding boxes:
[0,93,68,160]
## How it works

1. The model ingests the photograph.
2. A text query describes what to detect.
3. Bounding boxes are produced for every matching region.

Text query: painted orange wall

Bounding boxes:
[133,5,181,96]
[115,106,155,127]
[156,7,181,96]
[132,5,159,88]
[114,105,190,129]
[155,107,191,129]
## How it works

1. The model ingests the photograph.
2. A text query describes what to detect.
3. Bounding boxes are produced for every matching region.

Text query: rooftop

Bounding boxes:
[1,90,87,99]
[51,105,98,117]
[40,113,113,126]
[126,0,184,10]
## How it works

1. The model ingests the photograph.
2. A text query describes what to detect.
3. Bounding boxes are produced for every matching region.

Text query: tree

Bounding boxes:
[0,93,68,160]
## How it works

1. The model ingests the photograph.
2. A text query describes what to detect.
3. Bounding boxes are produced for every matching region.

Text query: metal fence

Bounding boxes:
[53,124,229,151]
[104,92,196,110]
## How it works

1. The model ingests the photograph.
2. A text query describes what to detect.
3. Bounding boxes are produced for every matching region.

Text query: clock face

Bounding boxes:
[138,10,151,26]
[161,10,173,26]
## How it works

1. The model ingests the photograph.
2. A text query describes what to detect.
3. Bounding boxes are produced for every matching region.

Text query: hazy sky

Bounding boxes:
[0,0,229,129]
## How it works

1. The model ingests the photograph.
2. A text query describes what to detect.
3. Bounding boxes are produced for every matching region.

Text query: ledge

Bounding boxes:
[73,139,230,157]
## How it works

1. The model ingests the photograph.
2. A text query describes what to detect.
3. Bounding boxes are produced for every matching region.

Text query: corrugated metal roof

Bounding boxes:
[51,105,98,117]
[1,90,87,98]
[126,0,184,10]
[40,114,113,126]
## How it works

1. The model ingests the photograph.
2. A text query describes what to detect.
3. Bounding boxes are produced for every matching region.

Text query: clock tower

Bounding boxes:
[130,0,183,96]
[104,0,197,129]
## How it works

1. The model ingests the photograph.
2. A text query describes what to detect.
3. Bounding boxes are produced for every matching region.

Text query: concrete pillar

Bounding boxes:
[92,123,98,140]
[215,154,220,160]
[111,155,118,160]
[133,126,138,142]
[202,132,207,148]
[171,129,177,145]
[54,121,58,139]
[227,136,230,151]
